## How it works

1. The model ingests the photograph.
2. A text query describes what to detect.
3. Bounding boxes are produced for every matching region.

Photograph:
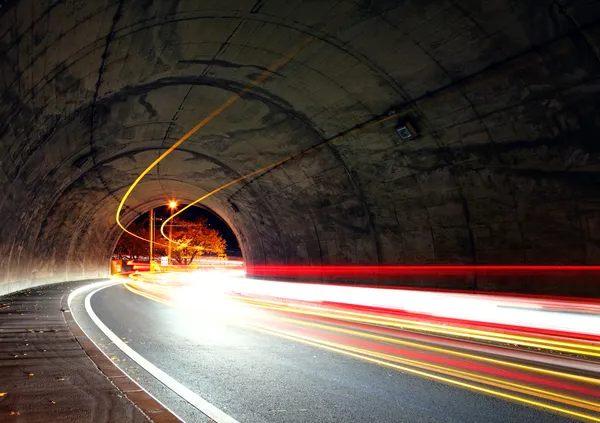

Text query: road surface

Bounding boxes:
[70,281,594,423]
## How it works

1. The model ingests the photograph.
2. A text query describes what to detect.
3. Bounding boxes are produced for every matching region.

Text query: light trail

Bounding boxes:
[120,271,600,358]
[228,278,600,338]
[265,314,600,386]
[251,326,600,422]
[159,113,398,242]
[261,320,600,396]
[239,297,600,358]
[123,280,170,305]
[116,10,349,244]
[116,269,600,421]
[245,264,600,275]
[108,7,600,419]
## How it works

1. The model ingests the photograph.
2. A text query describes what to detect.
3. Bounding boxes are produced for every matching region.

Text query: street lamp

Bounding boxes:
[167,201,177,265]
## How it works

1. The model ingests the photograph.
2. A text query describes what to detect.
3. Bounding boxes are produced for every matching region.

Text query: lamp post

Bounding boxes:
[168,201,177,266]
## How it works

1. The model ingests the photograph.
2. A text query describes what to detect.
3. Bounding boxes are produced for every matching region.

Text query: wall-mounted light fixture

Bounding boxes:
[395,121,418,140]
[229,201,240,213]
[388,109,418,140]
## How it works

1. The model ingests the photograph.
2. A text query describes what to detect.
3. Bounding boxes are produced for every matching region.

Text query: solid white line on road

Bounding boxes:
[68,281,186,423]
[69,281,242,423]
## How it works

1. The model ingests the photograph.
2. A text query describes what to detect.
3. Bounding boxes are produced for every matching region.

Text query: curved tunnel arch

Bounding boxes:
[1,0,600,296]
[107,195,248,264]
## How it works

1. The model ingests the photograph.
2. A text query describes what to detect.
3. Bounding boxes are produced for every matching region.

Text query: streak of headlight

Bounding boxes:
[122,275,600,359]
[245,264,600,276]
[118,276,600,419]
[120,279,599,385]
[275,319,600,395]
[123,279,600,389]
[230,279,600,337]
[123,280,171,305]
[365,350,600,411]
[262,313,600,386]
[251,326,600,422]
[122,269,240,307]
[160,113,398,242]
[268,325,600,411]
[240,297,600,357]
[317,333,600,413]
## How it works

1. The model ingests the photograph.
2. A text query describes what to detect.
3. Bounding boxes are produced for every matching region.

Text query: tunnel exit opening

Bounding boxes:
[112,203,242,273]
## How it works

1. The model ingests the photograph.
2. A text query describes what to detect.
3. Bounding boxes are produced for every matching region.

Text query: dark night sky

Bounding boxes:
[132,205,241,255]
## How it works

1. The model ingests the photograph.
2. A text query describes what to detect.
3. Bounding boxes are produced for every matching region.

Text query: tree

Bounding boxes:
[170,217,227,264]
[113,220,166,260]
[114,221,147,260]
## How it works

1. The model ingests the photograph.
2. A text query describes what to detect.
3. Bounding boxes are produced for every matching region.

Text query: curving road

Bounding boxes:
[68,281,595,423]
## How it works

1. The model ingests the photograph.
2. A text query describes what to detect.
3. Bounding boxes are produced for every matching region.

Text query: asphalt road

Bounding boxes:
[87,283,581,423]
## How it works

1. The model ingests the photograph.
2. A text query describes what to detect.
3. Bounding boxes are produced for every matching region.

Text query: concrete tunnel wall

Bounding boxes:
[1,0,600,296]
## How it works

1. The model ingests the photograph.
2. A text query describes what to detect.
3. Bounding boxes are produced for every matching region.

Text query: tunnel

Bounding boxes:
[1,0,600,297]
[3,2,600,423]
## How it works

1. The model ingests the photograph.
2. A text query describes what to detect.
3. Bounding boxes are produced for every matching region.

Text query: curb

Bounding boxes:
[60,289,181,423]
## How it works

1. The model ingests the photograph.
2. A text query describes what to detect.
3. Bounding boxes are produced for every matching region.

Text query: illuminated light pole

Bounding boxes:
[168,201,177,266]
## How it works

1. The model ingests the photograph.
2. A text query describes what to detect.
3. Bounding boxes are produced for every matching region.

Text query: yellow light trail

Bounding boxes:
[261,325,600,413]
[123,281,171,305]
[239,297,600,358]
[118,281,600,387]
[266,314,600,386]
[252,326,600,422]
[120,278,600,420]
[116,11,353,244]
[159,114,397,241]
[119,279,600,387]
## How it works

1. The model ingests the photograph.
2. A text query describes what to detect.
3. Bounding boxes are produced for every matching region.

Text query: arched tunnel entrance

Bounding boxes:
[111,203,243,268]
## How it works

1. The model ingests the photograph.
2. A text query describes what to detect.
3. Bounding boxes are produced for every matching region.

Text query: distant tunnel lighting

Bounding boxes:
[169,201,178,209]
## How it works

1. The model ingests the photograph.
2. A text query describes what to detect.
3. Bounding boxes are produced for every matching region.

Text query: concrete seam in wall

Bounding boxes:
[87,0,126,213]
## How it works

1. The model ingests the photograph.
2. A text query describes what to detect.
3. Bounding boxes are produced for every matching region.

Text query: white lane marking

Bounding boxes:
[83,283,242,423]
[68,281,186,422]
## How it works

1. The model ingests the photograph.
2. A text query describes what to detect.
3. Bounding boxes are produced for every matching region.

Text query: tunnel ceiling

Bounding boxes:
[1,0,600,294]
